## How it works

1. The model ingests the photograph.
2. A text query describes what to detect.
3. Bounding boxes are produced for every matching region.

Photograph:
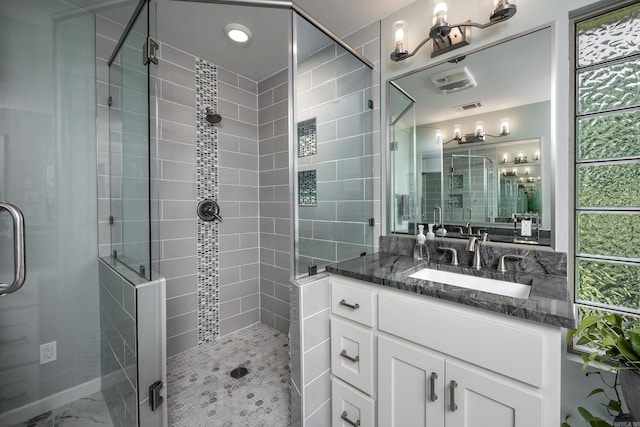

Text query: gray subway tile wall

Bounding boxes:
[258,69,291,332]
[98,260,138,427]
[216,65,261,338]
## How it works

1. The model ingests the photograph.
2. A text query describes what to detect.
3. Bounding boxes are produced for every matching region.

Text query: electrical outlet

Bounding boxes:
[521,219,533,237]
[40,341,57,364]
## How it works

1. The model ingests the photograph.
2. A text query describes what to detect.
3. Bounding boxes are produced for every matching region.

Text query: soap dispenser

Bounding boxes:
[413,224,427,260]
[426,224,435,240]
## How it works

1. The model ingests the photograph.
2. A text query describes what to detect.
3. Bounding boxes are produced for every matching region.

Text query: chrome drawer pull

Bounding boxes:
[341,411,361,427]
[430,372,438,402]
[340,349,360,363]
[450,380,458,412]
[339,299,360,310]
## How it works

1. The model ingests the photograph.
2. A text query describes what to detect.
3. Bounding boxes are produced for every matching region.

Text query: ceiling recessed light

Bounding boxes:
[225,23,252,43]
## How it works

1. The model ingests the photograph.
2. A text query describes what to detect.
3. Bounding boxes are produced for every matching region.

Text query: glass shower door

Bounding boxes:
[0,1,102,424]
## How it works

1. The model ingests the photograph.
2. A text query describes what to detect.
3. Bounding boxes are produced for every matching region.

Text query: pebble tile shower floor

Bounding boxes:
[167,323,289,426]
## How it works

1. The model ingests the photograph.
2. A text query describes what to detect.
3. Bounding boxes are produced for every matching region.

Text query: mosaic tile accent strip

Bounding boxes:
[167,323,289,427]
[298,170,317,207]
[297,118,317,157]
[196,58,220,344]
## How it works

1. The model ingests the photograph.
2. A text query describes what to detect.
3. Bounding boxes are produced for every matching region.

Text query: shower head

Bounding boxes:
[205,108,222,125]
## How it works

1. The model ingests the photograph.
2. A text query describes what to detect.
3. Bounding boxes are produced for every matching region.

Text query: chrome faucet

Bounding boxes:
[497,253,526,273]
[465,222,473,236]
[465,236,482,270]
[439,247,459,266]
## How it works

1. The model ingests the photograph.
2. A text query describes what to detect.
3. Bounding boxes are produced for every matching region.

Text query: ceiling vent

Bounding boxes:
[430,67,477,94]
[453,101,483,112]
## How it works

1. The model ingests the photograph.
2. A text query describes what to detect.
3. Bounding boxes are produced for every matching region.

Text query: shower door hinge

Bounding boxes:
[109,215,114,225]
[308,265,318,276]
[390,141,398,151]
[144,37,159,65]
[107,96,113,107]
[368,218,375,227]
[149,380,164,411]
[367,99,374,110]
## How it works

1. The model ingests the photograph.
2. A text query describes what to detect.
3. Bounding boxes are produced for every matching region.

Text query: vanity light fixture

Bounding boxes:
[225,23,252,43]
[435,129,444,145]
[444,118,511,144]
[390,0,517,61]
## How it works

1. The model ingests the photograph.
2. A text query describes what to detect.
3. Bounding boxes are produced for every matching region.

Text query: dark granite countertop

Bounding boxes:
[325,252,576,329]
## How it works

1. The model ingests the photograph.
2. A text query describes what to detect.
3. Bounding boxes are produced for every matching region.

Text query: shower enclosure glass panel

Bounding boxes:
[109,2,152,279]
[388,84,416,234]
[443,154,494,224]
[0,1,101,423]
[293,13,375,277]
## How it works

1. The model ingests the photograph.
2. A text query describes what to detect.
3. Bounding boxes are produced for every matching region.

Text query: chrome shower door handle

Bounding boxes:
[0,202,26,296]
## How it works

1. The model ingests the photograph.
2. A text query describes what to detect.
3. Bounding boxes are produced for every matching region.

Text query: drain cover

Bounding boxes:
[230,367,249,379]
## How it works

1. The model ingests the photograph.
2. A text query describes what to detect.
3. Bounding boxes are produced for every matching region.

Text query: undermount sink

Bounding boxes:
[409,268,532,299]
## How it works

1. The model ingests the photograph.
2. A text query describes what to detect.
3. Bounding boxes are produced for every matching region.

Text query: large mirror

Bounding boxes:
[388,27,552,245]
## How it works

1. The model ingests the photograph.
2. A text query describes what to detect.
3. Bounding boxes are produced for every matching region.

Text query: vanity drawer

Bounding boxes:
[331,278,376,327]
[331,317,374,395]
[332,377,375,427]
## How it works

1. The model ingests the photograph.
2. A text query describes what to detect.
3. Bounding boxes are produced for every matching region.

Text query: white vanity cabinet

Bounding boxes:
[329,275,562,427]
[378,334,543,427]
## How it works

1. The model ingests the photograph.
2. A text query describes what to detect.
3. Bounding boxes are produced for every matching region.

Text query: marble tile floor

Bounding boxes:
[167,322,289,427]
[10,391,114,427]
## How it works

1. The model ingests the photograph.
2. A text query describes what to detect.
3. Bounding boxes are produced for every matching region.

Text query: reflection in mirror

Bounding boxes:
[388,82,417,234]
[388,27,552,245]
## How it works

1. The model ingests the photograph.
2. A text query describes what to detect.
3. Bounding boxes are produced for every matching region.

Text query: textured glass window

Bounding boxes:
[577,59,640,114]
[577,162,640,208]
[577,259,640,310]
[577,2,640,68]
[577,109,640,160]
[577,213,640,258]
[575,3,640,314]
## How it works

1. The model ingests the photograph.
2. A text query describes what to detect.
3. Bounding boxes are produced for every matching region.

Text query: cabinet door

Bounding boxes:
[378,334,445,427]
[445,360,543,427]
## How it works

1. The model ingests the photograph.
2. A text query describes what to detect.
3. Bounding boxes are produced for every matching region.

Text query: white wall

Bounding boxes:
[380,0,620,424]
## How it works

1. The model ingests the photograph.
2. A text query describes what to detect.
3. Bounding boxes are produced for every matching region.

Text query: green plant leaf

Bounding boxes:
[577,406,613,427]
[617,335,640,362]
[629,330,640,355]
[603,314,619,325]
[586,388,605,398]
[606,399,622,414]
[602,335,616,347]
[578,316,601,334]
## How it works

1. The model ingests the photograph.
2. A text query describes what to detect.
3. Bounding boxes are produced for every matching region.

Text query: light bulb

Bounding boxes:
[453,126,462,140]
[435,129,443,145]
[433,2,448,25]
[393,20,408,53]
[475,121,484,138]
[500,118,510,136]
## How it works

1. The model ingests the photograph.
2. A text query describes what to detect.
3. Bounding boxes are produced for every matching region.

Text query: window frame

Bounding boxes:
[569,0,640,356]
